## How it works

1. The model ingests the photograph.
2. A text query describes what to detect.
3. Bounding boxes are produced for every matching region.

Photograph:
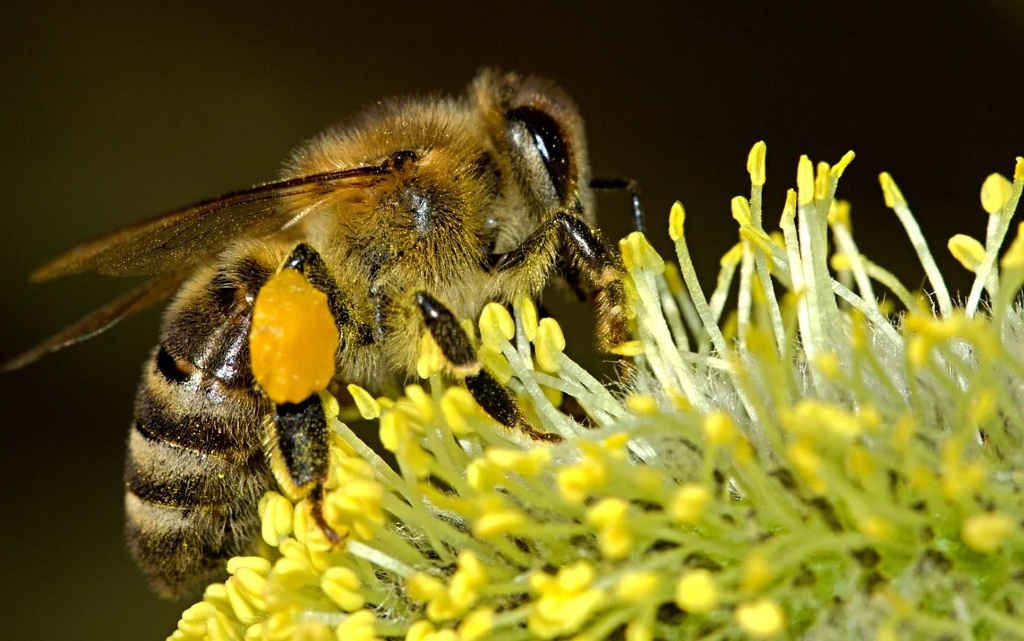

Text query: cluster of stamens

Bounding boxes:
[172,146,1024,641]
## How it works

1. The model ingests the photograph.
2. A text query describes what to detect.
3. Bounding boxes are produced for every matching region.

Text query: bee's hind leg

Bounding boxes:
[414,292,560,443]
[270,395,342,545]
[260,242,374,546]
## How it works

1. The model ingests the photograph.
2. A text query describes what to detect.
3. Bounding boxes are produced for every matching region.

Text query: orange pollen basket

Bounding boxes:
[249,268,339,404]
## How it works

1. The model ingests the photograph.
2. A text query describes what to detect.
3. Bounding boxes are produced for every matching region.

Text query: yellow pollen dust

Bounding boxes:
[250,268,339,404]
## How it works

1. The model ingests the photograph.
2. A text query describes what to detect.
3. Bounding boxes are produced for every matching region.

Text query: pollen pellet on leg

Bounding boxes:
[250,268,339,405]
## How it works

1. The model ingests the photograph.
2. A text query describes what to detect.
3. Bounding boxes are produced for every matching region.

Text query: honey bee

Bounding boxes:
[5,69,639,598]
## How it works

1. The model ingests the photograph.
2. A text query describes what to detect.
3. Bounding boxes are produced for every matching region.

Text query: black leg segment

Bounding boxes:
[272,394,341,544]
[283,243,374,347]
[414,291,559,442]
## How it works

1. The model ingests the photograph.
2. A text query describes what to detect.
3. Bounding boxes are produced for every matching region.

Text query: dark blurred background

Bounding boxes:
[2,2,1022,639]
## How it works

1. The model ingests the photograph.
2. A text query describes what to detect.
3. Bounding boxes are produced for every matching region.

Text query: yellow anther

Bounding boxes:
[250,268,339,404]
[479,344,513,384]
[814,352,840,380]
[416,332,445,379]
[528,563,603,638]
[703,411,737,447]
[879,172,906,208]
[830,253,852,271]
[1001,222,1024,270]
[616,572,660,603]
[797,155,815,205]
[258,491,294,546]
[458,608,494,641]
[588,498,632,559]
[466,459,500,491]
[1016,157,1024,182]
[980,173,1013,215]
[473,507,525,538]
[740,551,774,593]
[831,150,855,178]
[601,432,630,452]
[619,231,665,272]
[587,497,628,528]
[962,512,1014,553]
[731,196,752,226]
[720,242,743,268]
[535,317,566,373]
[969,388,997,427]
[669,201,686,241]
[224,577,261,625]
[736,598,786,638]
[177,601,216,637]
[675,569,719,613]
[786,439,825,494]
[406,620,436,641]
[781,189,797,224]
[406,573,446,602]
[541,384,562,408]
[664,261,685,295]
[440,386,478,436]
[378,411,408,453]
[404,440,433,479]
[948,234,985,273]
[226,556,272,576]
[322,567,365,612]
[859,516,893,541]
[347,384,381,420]
[335,610,377,641]
[671,483,712,524]
[747,141,767,186]
[557,455,607,503]
[404,384,435,423]
[317,391,340,419]
[827,199,851,229]
[518,296,539,341]
[815,161,831,201]
[479,303,515,348]
[625,394,659,415]
[558,561,596,592]
[611,340,645,357]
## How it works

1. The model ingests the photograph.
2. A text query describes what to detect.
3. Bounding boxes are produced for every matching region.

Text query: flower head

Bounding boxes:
[172,145,1024,640]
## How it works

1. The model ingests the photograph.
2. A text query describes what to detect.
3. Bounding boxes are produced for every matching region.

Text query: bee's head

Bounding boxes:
[471,69,593,222]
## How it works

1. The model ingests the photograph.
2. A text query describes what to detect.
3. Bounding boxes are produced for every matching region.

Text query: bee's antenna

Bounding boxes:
[590,176,645,234]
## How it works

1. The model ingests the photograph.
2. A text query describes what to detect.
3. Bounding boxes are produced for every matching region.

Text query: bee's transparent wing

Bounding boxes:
[32,165,392,281]
[2,271,189,372]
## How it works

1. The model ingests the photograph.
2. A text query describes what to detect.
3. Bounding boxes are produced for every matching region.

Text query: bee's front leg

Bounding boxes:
[414,292,560,443]
[493,211,629,352]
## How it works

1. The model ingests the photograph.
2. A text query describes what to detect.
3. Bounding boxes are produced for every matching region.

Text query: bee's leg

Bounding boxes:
[414,292,560,443]
[263,243,377,545]
[590,176,645,233]
[282,243,375,348]
[271,395,341,544]
[494,211,629,352]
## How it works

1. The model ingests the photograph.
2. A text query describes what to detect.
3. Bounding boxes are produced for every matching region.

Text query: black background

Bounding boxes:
[2,2,1022,639]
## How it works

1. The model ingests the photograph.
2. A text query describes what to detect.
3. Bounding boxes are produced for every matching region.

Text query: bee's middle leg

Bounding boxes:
[414,292,560,443]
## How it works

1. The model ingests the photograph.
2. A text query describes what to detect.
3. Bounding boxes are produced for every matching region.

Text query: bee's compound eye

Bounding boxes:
[250,269,339,404]
[505,106,572,206]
